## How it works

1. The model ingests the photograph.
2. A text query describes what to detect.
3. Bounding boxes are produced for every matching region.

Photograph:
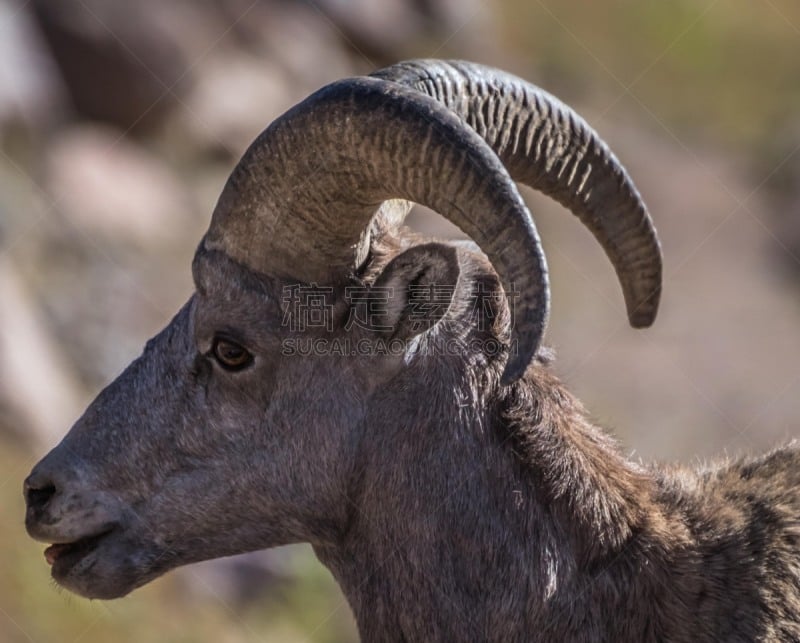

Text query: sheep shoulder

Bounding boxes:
[650,445,800,641]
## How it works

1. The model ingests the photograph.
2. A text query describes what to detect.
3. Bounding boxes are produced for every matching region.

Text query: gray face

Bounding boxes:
[23,250,363,599]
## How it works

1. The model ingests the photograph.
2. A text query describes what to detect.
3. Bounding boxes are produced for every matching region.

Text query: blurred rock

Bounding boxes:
[184,52,294,155]
[254,1,354,89]
[177,1,358,156]
[30,0,192,133]
[44,124,194,248]
[309,0,498,64]
[303,0,432,62]
[25,124,200,390]
[0,0,63,134]
[0,255,84,449]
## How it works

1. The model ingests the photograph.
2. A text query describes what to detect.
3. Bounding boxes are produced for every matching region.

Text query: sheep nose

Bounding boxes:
[24,454,124,544]
[24,470,59,513]
[24,456,80,541]
[24,452,77,519]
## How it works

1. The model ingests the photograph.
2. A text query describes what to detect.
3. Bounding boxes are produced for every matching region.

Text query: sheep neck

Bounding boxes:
[315,365,680,640]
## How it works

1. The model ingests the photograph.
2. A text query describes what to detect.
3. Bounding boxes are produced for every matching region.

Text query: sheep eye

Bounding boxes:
[211,337,253,371]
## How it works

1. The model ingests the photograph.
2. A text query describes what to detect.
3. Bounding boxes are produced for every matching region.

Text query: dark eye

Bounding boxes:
[211,337,253,371]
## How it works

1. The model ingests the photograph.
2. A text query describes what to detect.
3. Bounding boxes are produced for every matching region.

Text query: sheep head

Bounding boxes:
[23,60,661,600]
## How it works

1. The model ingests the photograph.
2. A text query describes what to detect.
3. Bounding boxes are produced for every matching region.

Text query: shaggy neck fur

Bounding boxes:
[311,234,800,641]
[314,359,699,642]
[315,354,800,642]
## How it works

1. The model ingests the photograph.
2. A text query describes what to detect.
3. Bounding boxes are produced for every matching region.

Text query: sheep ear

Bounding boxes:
[370,242,460,341]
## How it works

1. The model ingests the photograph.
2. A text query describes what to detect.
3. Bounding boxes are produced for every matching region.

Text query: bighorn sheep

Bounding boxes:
[24,60,800,641]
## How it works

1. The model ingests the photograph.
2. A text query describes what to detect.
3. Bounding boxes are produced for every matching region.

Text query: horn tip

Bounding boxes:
[501,352,531,386]
[625,280,661,328]
[628,307,658,328]
[500,364,523,386]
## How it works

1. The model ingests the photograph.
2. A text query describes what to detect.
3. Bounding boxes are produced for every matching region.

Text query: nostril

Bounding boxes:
[24,476,58,512]
[27,484,57,509]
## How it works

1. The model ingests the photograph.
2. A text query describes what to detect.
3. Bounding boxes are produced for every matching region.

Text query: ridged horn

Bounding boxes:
[204,77,548,383]
[371,59,662,328]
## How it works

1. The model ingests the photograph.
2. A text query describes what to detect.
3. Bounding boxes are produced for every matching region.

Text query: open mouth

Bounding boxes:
[44,530,113,568]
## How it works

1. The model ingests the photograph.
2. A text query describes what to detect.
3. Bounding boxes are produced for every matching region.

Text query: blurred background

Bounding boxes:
[1,0,799,640]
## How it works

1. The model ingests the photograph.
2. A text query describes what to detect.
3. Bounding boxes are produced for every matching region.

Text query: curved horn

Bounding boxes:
[205,77,547,383]
[371,59,662,328]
